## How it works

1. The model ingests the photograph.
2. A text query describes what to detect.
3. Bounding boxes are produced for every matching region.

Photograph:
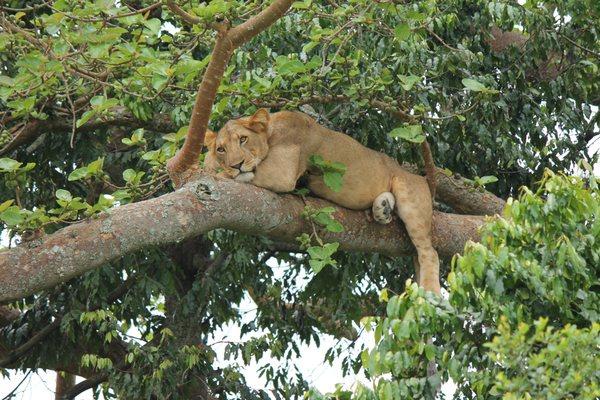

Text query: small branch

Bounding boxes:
[561,34,600,58]
[57,1,161,22]
[423,26,462,52]
[228,0,295,47]
[0,108,175,156]
[165,0,201,25]
[60,372,108,400]
[0,319,61,368]
[0,278,136,368]
[1,370,32,400]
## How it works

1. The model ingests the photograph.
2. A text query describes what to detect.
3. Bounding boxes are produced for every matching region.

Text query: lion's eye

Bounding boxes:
[216,146,225,153]
[240,136,248,144]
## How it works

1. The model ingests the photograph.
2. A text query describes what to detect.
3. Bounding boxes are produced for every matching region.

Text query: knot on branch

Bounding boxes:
[188,175,220,202]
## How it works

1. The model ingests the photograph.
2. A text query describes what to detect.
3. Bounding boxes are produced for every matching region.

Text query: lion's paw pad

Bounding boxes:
[372,192,395,224]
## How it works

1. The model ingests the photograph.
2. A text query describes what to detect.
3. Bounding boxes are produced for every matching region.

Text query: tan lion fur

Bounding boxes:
[205,109,440,293]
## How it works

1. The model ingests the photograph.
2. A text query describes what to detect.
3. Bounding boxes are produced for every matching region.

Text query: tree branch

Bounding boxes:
[228,0,295,47]
[0,107,175,156]
[0,277,136,368]
[165,1,201,25]
[0,174,488,303]
[60,372,108,400]
[55,372,76,400]
[399,164,505,216]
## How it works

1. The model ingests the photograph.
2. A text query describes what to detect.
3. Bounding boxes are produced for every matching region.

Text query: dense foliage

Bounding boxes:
[0,0,598,399]
[309,172,599,399]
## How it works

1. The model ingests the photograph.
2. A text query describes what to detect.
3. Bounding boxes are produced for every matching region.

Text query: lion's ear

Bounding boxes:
[246,108,270,133]
[204,129,216,148]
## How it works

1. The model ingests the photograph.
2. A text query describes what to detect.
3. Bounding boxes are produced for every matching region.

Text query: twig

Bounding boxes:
[1,370,32,400]
[561,34,600,58]
[59,73,78,148]
[424,26,462,52]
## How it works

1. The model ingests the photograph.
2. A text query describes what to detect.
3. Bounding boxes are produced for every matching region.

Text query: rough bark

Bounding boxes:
[55,373,76,400]
[0,173,488,303]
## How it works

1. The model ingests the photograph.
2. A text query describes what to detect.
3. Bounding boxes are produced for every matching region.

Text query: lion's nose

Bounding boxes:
[231,161,243,170]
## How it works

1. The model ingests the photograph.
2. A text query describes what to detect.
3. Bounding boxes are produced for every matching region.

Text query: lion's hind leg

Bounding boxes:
[372,192,395,224]
[391,176,440,294]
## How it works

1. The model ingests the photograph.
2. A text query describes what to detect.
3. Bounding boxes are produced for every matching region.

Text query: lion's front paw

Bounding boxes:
[235,172,255,183]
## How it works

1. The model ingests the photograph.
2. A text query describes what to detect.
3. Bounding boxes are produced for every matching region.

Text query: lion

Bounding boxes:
[204,109,440,294]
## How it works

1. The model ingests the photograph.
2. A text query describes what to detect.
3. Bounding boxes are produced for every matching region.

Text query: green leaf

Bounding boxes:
[0,158,22,171]
[76,110,96,128]
[68,167,89,181]
[87,158,104,174]
[424,344,436,361]
[308,246,326,260]
[323,171,344,192]
[462,78,498,93]
[0,206,24,225]
[123,169,136,183]
[277,60,306,75]
[326,220,344,233]
[389,125,425,143]
[56,189,73,202]
[322,242,339,256]
[309,259,326,274]
[399,75,420,91]
[0,199,14,212]
[143,18,162,35]
[292,0,312,9]
[379,288,389,302]
[394,24,411,41]
[475,175,499,187]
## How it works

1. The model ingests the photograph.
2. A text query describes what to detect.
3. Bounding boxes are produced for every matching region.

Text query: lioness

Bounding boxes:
[205,109,440,293]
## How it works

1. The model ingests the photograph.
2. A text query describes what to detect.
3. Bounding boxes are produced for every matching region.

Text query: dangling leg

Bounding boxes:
[372,191,395,224]
[392,175,441,386]
[391,176,440,294]
[413,257,421,288]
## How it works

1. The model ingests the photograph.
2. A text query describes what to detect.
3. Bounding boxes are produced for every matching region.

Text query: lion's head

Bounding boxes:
[205,108,270,178]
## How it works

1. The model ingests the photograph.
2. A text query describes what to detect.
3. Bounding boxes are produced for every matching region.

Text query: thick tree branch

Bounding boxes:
[0,174,488,303]
[399,164,506,216]
[228,0,295,47]
[166,0,295,185]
